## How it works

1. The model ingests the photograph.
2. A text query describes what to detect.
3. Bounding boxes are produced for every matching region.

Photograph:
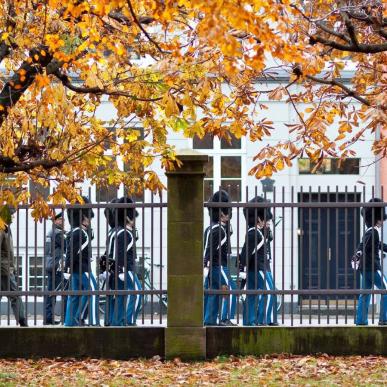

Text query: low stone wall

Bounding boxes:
[206,327,387,358]
[0,327,385,360]
[0,327,164,359]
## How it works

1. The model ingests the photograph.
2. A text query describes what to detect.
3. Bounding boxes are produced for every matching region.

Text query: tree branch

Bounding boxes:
[0,46,53,126]
[305,74,371,106]
[0,0,17,64]
[0,129,113,173]
[126,0,165,53]
[0,158,64,173]
[310,34,387,53]
[315,21,351,44]
[52,70,163,102]
[0,42,11,64]
[341,11,360,48]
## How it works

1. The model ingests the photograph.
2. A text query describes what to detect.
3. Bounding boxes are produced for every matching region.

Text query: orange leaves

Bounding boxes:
[249,119,274,142]
[0,0,384,212]
[35,74,50,88]
[268,87,284,101]
[0,355,386,385]
[162,93,180,118]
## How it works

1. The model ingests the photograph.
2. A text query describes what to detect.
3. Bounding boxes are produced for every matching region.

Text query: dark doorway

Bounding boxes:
[298,192,361,302]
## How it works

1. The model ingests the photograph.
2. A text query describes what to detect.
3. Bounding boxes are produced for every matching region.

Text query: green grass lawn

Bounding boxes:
[0,355,385,386]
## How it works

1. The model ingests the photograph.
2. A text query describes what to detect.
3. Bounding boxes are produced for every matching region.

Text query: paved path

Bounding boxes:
[0,315,384,327]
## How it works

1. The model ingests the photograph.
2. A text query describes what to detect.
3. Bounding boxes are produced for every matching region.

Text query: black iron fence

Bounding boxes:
[204,186,387,326]
[1,186,386,327]
[0,195,167,326]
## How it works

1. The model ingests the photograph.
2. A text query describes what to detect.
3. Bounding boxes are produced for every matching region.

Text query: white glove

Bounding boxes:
[203,267,209,278]
[351,251,361,270]
[63,272,71,280]
[351,260,360,271]
[239,271,246,280]
[99,271,107,281]
[119,272,125,281]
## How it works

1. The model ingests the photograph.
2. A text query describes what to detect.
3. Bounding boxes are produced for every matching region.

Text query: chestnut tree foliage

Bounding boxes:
[0,0,385,216]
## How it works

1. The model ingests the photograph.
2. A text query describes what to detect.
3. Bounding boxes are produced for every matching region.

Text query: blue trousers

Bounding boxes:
[204,266,234,325]
[44,270,67,324]
[110,271,143,326]
[244,270,277,325]
[356,270,387,325]
[256,271,277,325]
[244,271,264,326]
[64,272,99,326]
[221,267,237,321]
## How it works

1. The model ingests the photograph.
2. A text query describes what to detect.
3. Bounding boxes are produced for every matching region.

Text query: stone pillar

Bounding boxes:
[165,149,208,360]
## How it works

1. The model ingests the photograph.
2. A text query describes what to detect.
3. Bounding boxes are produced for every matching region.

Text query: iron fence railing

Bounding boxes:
[204,185,387,326]
[0,194,167,327]
[1,185,386,327]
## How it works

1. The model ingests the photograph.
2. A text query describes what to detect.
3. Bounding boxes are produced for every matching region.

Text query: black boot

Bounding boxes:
[19,318,28,327]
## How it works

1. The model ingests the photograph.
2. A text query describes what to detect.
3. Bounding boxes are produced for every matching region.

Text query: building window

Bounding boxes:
[124,185,144,203]
[204,157,214,200]
[103,127,117,151]
[298,158,360,175]
[193,134,214,149]
[221,134,241,150]
[193,132,244,201]
[221,156,242,201]
[29,256,44,291]
[29,180,50,202]
[16,256,23,291]
[96,157,118,202]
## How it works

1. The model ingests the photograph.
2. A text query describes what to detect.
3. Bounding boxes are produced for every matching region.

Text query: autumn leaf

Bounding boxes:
[0,0,384,213]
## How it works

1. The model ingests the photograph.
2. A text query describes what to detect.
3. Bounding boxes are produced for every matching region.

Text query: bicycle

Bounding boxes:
[97,256,167,317]
[136,256,167,313]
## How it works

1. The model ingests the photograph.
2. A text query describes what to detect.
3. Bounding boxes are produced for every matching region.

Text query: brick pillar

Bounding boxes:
[165,150,208,360]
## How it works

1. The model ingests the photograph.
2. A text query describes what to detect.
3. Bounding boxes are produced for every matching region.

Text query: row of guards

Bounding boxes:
[0,197,144,327]
[203,190,387,326]
[1,190,387,327]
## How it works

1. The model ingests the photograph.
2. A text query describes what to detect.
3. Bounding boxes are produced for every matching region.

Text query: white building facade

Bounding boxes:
[6,75,384,313]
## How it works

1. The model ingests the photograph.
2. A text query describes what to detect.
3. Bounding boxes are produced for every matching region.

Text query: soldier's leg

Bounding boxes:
[375,270,387,324]
[7,273,26,325]
[356,272,372,325]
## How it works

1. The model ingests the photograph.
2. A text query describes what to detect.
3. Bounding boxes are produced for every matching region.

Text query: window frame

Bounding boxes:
[190,135,246,201]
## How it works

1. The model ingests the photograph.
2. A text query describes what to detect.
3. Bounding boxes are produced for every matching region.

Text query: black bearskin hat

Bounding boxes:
[67,196,94,227]
[208,190,231,222]
[362,198,387,228]
[243,196,273,227]
[115,196,139,227]
[104,198,118,228]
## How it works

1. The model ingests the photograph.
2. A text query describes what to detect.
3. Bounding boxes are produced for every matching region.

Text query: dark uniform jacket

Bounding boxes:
[239,226,271,272]
[44,226,66,272]
[356,227,387,272]
[0,226,15,276]
[65,227,92,274]
[203,222,229,268]
[108,227,136,272]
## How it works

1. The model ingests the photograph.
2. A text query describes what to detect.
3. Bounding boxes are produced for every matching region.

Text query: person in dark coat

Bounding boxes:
[203,190,236,326]
[355,198,387,325]
[239,196,276,326]
[64,196,99,326]
[0,206,27,326]
[108,196,141,326]
[44,211,67,324]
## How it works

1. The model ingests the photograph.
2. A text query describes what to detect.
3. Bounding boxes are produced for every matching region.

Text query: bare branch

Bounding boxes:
[341,11,360,49]
[305,74,371,106]
[0,0,16,64]
[126,0,165,54]
[0,46,53,126]
[315,21,351,44]
[310,34,387,54]
[53,70,163,102]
